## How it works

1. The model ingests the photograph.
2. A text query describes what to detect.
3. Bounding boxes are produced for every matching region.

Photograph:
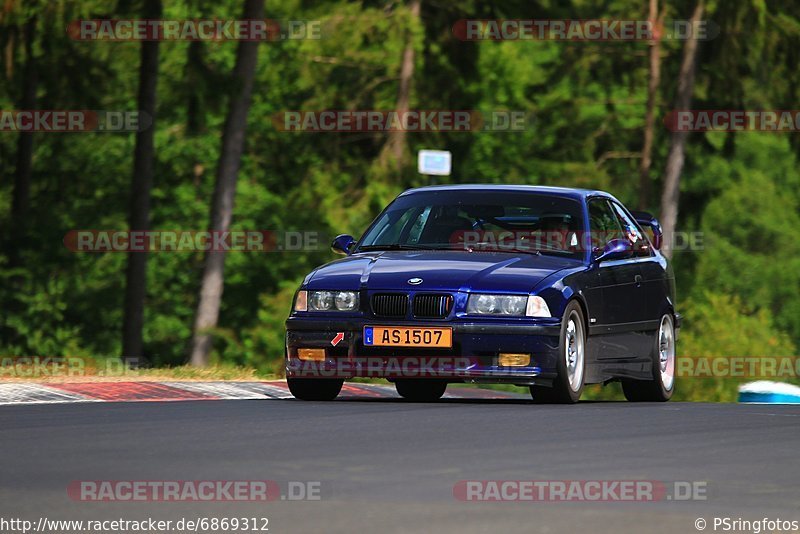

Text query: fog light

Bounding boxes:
[297,348,326,362]
[498,353,530,367]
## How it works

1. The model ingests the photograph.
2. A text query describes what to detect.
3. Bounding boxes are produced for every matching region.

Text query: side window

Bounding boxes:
[588,199,624,250]
[610,202,651,257]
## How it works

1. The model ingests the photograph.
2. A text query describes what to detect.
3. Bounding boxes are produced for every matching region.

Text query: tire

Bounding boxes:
[622,314,675,402]
[395,379,447,401]
[287,378,343,401]
[530,301,586,404]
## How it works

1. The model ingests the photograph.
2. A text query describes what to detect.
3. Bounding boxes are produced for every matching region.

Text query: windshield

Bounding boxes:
[356,190,586,259]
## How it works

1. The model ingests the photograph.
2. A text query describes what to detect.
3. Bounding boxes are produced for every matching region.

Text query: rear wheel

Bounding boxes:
[530,301,586,404]
[395,379,447,401]
[287,378,343,401]
[622,314,675,402]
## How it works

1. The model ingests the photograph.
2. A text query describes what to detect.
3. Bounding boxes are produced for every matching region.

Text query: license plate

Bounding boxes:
[363,326,452,348]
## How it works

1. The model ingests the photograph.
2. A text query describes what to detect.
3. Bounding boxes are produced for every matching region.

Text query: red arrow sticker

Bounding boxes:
[331,332,344,346]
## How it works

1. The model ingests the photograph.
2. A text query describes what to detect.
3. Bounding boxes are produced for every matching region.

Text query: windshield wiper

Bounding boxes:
[465,242,541,256]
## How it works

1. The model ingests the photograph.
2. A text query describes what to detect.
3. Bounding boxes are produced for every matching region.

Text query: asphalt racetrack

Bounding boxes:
[1,397,799,534]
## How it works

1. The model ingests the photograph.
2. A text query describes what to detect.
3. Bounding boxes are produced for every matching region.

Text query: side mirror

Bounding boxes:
[630,210,663,250]
[331,234,355,255]
[594,238,632,263]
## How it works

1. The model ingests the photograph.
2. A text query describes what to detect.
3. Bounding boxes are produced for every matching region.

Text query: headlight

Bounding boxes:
[295,290,359,312]
[466,294,551,317]
[309,291,335,311]
[334,291,359,311]
[467,294,528,316]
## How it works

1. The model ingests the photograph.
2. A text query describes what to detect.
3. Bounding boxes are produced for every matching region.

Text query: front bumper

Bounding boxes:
[285,317,561,385]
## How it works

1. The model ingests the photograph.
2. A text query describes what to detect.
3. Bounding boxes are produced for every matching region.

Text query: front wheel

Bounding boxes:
[287,378,343,401]
[530,301,586,404]
[395,379,447,401]
[622,314,675,402]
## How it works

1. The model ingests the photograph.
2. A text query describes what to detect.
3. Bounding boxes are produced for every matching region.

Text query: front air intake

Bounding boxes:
[413,294,453,319]
[371,293,409,318]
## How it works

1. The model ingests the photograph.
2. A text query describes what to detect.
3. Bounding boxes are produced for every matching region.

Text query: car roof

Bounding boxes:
[399,184,617,202]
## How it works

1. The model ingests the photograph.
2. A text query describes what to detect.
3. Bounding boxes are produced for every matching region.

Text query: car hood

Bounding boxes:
[305,250,582,293]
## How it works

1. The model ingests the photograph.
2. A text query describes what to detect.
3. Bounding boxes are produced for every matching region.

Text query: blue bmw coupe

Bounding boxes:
[285,185,679,403]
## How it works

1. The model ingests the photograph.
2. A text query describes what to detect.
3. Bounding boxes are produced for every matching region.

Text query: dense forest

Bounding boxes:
[2,0,799,400]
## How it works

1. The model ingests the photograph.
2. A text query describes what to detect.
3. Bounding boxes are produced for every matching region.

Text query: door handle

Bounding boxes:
[634,274,643,286]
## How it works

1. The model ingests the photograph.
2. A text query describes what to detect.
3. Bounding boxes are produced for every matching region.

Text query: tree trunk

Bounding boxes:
[4,25,16,80]
[380,0,421,170]
[9,17,37,265]
[121,0,162,365]
[659,1,704,259]
[186,39,205,135]
[637,0,662,210]
[189,0,264,367]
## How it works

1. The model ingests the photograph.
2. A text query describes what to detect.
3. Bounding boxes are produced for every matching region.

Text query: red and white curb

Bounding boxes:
[0,381,525,406]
